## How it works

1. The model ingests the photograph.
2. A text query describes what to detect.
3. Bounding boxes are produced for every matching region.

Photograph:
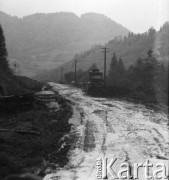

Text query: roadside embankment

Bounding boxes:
[0,85,74,179]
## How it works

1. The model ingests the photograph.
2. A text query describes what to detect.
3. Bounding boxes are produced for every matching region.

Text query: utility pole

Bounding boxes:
[60,67,63,83]
[74,60,78,84]
[102,46,109,86]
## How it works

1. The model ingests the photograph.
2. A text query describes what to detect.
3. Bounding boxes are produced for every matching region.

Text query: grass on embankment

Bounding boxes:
[0,88,74,179]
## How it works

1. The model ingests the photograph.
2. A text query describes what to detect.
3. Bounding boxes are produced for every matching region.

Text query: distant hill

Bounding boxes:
[35,22,169,82]
[0,11,129,76]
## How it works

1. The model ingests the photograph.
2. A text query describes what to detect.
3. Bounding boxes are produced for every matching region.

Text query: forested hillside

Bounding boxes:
[63,49,168,107]
[0,25,41,95]
[37,22,169,82]
[0,11,129,76]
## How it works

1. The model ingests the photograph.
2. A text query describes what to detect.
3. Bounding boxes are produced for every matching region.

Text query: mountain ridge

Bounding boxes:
[0,11,129,76]
[35,22,169,82]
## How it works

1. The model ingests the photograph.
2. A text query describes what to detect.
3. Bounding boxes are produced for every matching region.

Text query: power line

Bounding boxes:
[102,46,109,86]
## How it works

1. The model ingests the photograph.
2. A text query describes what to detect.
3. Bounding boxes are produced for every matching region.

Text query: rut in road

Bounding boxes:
[44,83,169,180]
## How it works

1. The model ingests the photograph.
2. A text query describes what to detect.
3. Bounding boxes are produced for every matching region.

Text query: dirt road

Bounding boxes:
[44,83,169,180]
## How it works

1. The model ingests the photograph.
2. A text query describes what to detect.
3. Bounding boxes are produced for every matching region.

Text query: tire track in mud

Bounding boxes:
[153,128,165,140]
[71,106,110,179]
[65,103,101,180]
[83,120,96,152]
[93,106,135,179]
[93,109,117,156]
[65,104,87,180]
[93,109,107,156]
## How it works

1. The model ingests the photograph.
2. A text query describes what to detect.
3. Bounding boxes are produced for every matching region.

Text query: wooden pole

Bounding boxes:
[102,46,109,86]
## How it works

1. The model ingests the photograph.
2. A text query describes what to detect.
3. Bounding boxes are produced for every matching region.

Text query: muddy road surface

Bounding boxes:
[44,83,169,180]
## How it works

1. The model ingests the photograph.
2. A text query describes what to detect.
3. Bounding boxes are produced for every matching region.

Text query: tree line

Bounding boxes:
[107,49,168,105]
[64,49,168,106]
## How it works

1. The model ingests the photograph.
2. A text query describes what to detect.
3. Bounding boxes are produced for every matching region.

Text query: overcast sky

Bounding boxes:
[0,0,168,33]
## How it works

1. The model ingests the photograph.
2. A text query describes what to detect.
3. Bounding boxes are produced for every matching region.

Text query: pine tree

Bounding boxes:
[138,49,159,98]
[148,27,156,39]
[0,25,9,72]
[108,52,118,85]
[118,57,125,76]
[135,57,144,79]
